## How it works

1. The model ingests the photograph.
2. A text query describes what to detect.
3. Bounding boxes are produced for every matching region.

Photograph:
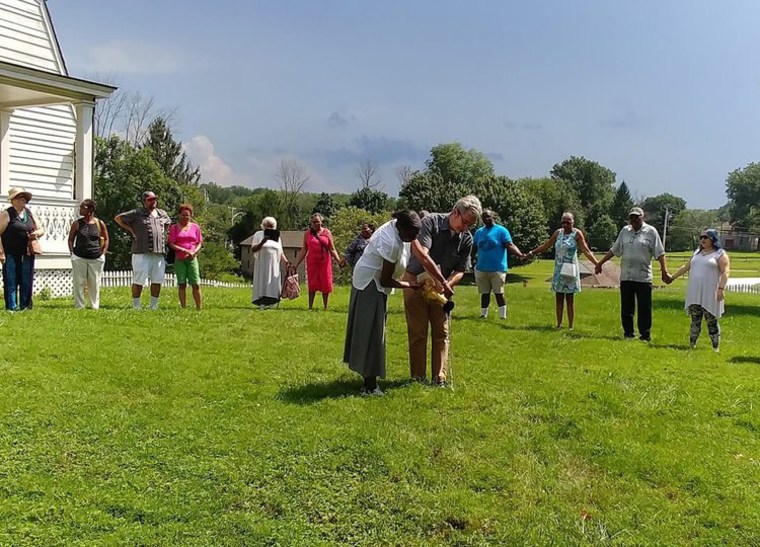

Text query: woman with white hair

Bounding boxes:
[251,216,289,309]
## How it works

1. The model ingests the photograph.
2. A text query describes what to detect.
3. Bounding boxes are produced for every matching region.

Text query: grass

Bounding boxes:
[1,257,759,545]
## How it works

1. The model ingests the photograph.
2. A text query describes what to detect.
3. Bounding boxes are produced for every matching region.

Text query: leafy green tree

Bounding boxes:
[479,176,547,261]
[638,192,687,239]
[348,186,389,214]
[726,162,760,231]
[586,214,618,251]
[95,136,178,270]
[518,177,584,233]
[399,143,495,212]
[666,209,720,251]
[550,156,616,228]
[198,241,239,280]
[200,182,257,205]
[610,181,634,229]
[329,207,390,284]
[312,192,339,220]
[142,116,200,185]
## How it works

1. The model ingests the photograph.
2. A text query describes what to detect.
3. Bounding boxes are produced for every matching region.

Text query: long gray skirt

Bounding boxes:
[343,284,388,379]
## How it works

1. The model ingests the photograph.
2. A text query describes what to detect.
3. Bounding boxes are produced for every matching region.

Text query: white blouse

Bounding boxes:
[685,248,725,318]
[352,220,408,294]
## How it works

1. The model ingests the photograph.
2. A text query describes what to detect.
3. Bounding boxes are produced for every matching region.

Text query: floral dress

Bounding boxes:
[551,228,581,293]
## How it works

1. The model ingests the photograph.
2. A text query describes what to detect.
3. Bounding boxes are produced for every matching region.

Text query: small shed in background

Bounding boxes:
[240,231,306,280]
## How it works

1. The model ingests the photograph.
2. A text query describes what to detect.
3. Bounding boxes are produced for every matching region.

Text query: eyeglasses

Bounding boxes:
[699,235,709,240]
[457,210,476,227]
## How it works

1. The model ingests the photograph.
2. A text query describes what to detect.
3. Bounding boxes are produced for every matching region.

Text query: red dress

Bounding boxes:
[306,228,334,293]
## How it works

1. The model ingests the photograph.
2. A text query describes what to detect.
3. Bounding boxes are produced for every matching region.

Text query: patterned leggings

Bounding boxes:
[688,304,720,349]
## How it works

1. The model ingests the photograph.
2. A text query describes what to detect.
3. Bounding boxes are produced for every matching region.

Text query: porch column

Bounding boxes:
[0,108,12,196]
[74,101,95,201]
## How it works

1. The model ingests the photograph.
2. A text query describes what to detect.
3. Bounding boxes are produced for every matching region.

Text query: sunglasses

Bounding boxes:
[561,220,572,224]
[699,235,710,240]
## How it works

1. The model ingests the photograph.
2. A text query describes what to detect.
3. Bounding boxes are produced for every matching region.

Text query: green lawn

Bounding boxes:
[1,259,759,545]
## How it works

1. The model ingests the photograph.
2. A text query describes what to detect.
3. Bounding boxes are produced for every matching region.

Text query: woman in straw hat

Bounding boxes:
[0,188,45,310]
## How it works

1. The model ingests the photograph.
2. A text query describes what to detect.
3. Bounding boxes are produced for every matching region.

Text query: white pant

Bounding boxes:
[72,255,105,309]
[132,253,166,286]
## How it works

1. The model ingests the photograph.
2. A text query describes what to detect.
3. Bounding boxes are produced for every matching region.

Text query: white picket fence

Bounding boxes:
[726,283,760,295]
[101,271,249,289]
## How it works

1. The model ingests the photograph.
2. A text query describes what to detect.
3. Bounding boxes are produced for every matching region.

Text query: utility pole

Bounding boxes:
[662,206,671,249]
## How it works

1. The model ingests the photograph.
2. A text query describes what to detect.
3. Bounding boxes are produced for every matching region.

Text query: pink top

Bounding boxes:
[169,222,202,260]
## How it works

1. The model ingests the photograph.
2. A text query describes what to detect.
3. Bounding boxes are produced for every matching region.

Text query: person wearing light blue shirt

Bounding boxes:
[473,209,526,319]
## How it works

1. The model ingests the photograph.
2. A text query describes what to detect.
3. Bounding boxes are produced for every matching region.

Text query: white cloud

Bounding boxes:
[184,135,252,186]
[79,42,183,75]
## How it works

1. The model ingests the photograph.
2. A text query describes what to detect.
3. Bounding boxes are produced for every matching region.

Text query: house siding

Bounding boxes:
[1,0,77,203]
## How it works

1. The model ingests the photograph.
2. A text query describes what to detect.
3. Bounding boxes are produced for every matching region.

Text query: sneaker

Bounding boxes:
[360,387,385,397]
[640,336,651,342]
[433,379,447,389]
[624,334,636,340]
[713,346,720,353]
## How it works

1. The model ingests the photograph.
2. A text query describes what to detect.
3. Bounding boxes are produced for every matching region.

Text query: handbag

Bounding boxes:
[166,224,176,264]
[560,262,577,280]
[281,266,301,300]
[28,239,42,255]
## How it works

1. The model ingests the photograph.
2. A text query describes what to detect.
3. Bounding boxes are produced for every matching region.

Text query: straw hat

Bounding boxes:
[8,187,32,202]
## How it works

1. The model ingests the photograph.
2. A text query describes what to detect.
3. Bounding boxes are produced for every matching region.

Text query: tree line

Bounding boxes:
[92,95,757,280]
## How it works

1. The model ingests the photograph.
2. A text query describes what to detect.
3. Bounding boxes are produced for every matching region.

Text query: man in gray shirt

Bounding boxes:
[402,195,482,386]
[595,207,670,341]
[115,191,172,309]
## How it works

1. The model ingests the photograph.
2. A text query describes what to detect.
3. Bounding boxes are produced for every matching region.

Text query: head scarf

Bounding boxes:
[704,228,721,250]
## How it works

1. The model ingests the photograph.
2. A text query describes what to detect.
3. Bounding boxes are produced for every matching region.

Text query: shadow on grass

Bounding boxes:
[648,343,692,351]
[729,356,760,365]
[655,298,760,317]
[277,378,411,404]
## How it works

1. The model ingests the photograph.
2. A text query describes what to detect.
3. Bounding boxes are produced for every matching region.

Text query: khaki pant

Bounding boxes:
[72,256,104,309]
[402,272,449,382]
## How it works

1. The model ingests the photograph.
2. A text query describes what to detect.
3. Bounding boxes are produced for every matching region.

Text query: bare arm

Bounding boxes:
[447,270,466,288]
[528,231,559,257]
[657,253,669,282]
[68,221,78,253]
[575,231,597,265]
[114,213,136,238]
[0,210,8,259]
[293,232,309,268]
[506,242,526,259]
[28,210,44,239]
[327,232,345,266]
[379,259,417,289]
[100,220,110,255]
[669,258,691,281]
[717,253,730,301]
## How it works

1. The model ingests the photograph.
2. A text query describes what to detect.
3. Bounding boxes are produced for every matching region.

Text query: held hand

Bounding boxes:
[338,258,348,268]
[661,272,672,284]
[594,263,603,275]
[407,281,422,290]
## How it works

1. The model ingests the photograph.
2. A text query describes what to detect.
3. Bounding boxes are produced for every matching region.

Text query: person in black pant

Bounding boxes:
[595,207,670,341]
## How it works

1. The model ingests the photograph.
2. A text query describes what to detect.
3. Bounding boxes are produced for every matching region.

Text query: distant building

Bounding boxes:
[239,231,306,280]
[719,222,759,252]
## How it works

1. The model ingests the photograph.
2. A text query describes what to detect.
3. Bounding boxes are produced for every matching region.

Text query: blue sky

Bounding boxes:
[51,0,760,209]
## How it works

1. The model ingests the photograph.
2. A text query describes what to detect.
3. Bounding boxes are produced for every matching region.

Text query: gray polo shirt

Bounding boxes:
[405,212,472,278]
[610,222,665,283]
[119,207,171,254]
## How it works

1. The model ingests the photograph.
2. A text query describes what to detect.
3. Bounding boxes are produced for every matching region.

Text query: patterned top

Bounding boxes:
[610,222,665,283]
[345,235,369,267]
[119,207,171,254]
[551,228,581,293]
[685,248,726,318]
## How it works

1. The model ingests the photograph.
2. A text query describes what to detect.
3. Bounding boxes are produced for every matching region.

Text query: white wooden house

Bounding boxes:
[0,0,115,294]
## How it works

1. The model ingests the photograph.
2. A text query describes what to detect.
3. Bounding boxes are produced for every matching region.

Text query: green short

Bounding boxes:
[175,257,200,286]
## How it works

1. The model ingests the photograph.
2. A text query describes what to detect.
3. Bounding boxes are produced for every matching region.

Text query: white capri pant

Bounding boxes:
[474,269,506,294]
[72,255,105,309]
[132,253,166,286]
